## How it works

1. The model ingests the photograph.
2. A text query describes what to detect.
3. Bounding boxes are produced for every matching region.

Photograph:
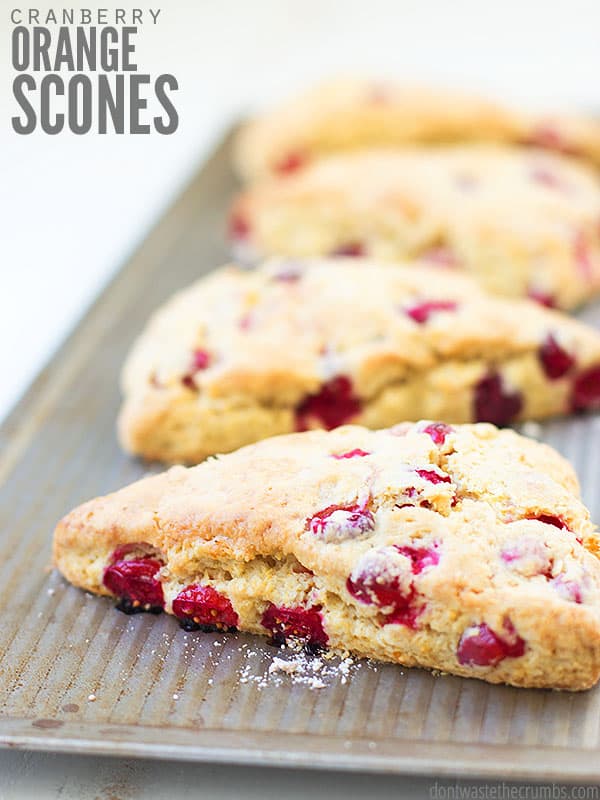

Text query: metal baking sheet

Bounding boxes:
[1,129,600,782]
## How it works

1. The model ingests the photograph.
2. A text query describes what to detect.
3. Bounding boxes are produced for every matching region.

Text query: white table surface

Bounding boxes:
[2,0,600,796]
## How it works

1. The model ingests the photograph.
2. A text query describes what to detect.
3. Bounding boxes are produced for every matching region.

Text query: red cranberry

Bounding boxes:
[501,539,553,578]
[307,503,374,541]
[419,246,460,268]
[394,543,440,574]
[421,422,453,445]
[529,514,568,530]
[330,242,365,257]
[527,288,556,308]
[530,167,564,189]
[474,372,523,426]
[172,585,238,631]
[274,151,307,175]
[228,210,250,240]
[571,365,600,412]
[346,548,422,628]
[405,300,458,324]
[574,231,594,282]
[295,376,362,431]
[538,334,576,380]
[261,603,328,647]
[525,124,577,156]
[182,350,211,389]
[457,621,525,666]
[331,448,370,459]
[103,557,164,611]
[416,468,452,485]
[551,576,583,604]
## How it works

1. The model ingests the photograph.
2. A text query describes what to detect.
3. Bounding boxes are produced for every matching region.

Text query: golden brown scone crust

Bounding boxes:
[118,258,600,464]
[55,423,600,690]
[230,147,600,309]
[234,78,600,180]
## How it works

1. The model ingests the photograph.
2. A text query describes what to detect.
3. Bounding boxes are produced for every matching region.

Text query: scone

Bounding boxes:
[229,147,600,309]
[233,77,600,181]
[118,258,600,464]
[54,423,600,690]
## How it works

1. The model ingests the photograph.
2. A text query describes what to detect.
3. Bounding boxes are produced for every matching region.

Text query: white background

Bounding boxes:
[2,1,600,796]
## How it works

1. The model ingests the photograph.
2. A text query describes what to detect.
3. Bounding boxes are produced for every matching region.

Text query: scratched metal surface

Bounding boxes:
[1,131,600,782]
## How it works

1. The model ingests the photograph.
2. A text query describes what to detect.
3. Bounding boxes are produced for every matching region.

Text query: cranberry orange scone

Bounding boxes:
[233,78,600,181]
[54,423,600,690]
[230,147,600,309]
[118,259,600,464]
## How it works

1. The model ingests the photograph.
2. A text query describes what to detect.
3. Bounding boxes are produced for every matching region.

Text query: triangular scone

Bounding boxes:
[54,423,600,690]
[230,147,600,309]
[234,77,600,181]
[118,258,600,464]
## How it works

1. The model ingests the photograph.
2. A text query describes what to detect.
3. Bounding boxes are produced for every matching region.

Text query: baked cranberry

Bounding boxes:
[525,123,576,156]
[571,366,600,412]
[295,376,362,431]
[261,603,328,647]
[457,621,525,666]
[421,422,453,445]
[416,468,452,485]
[182,350,211,389]
[574,231,594,282]
[551,576,583,604]
[527,288,556,308]
[172,585,239,632]
[103,557,164,612]
[405,300,458,324]
[331,448,370,459]
[346,548,422,628]
[419,247,460,268]
[308,503,374,541]
[330,242,365,257]
[530,167,564,189]
[273,265,302,282]
[474,372,523,426]
[274,151,307,175]
[530,514,568,530]
[394,543,440,574]
[228,210,250,240]
[538,334,576,380]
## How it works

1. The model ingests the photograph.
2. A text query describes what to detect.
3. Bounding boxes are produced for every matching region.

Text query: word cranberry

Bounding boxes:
[405,300,458,324]
[261,603,328,647]
[172,585,239,632]
[103,557,164,612]
[571,365,600,412]
[457,621,525,666]
[474,372,523,426]
[421,422,453,446]
[274,151,307,175]
[416,468,452,485]
[330,242,365,257]
[308,503,374,541]
[331,448,370,459]
[538,334,575,380]
[295,376,362,431]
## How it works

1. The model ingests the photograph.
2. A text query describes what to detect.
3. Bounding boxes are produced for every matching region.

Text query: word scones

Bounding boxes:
[11,21,178,134]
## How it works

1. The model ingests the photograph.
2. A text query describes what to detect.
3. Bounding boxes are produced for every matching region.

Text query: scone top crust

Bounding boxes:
[118,258,600,462]
[55,423,600,689]
[230,146,600,309]
[233,77,600,181]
